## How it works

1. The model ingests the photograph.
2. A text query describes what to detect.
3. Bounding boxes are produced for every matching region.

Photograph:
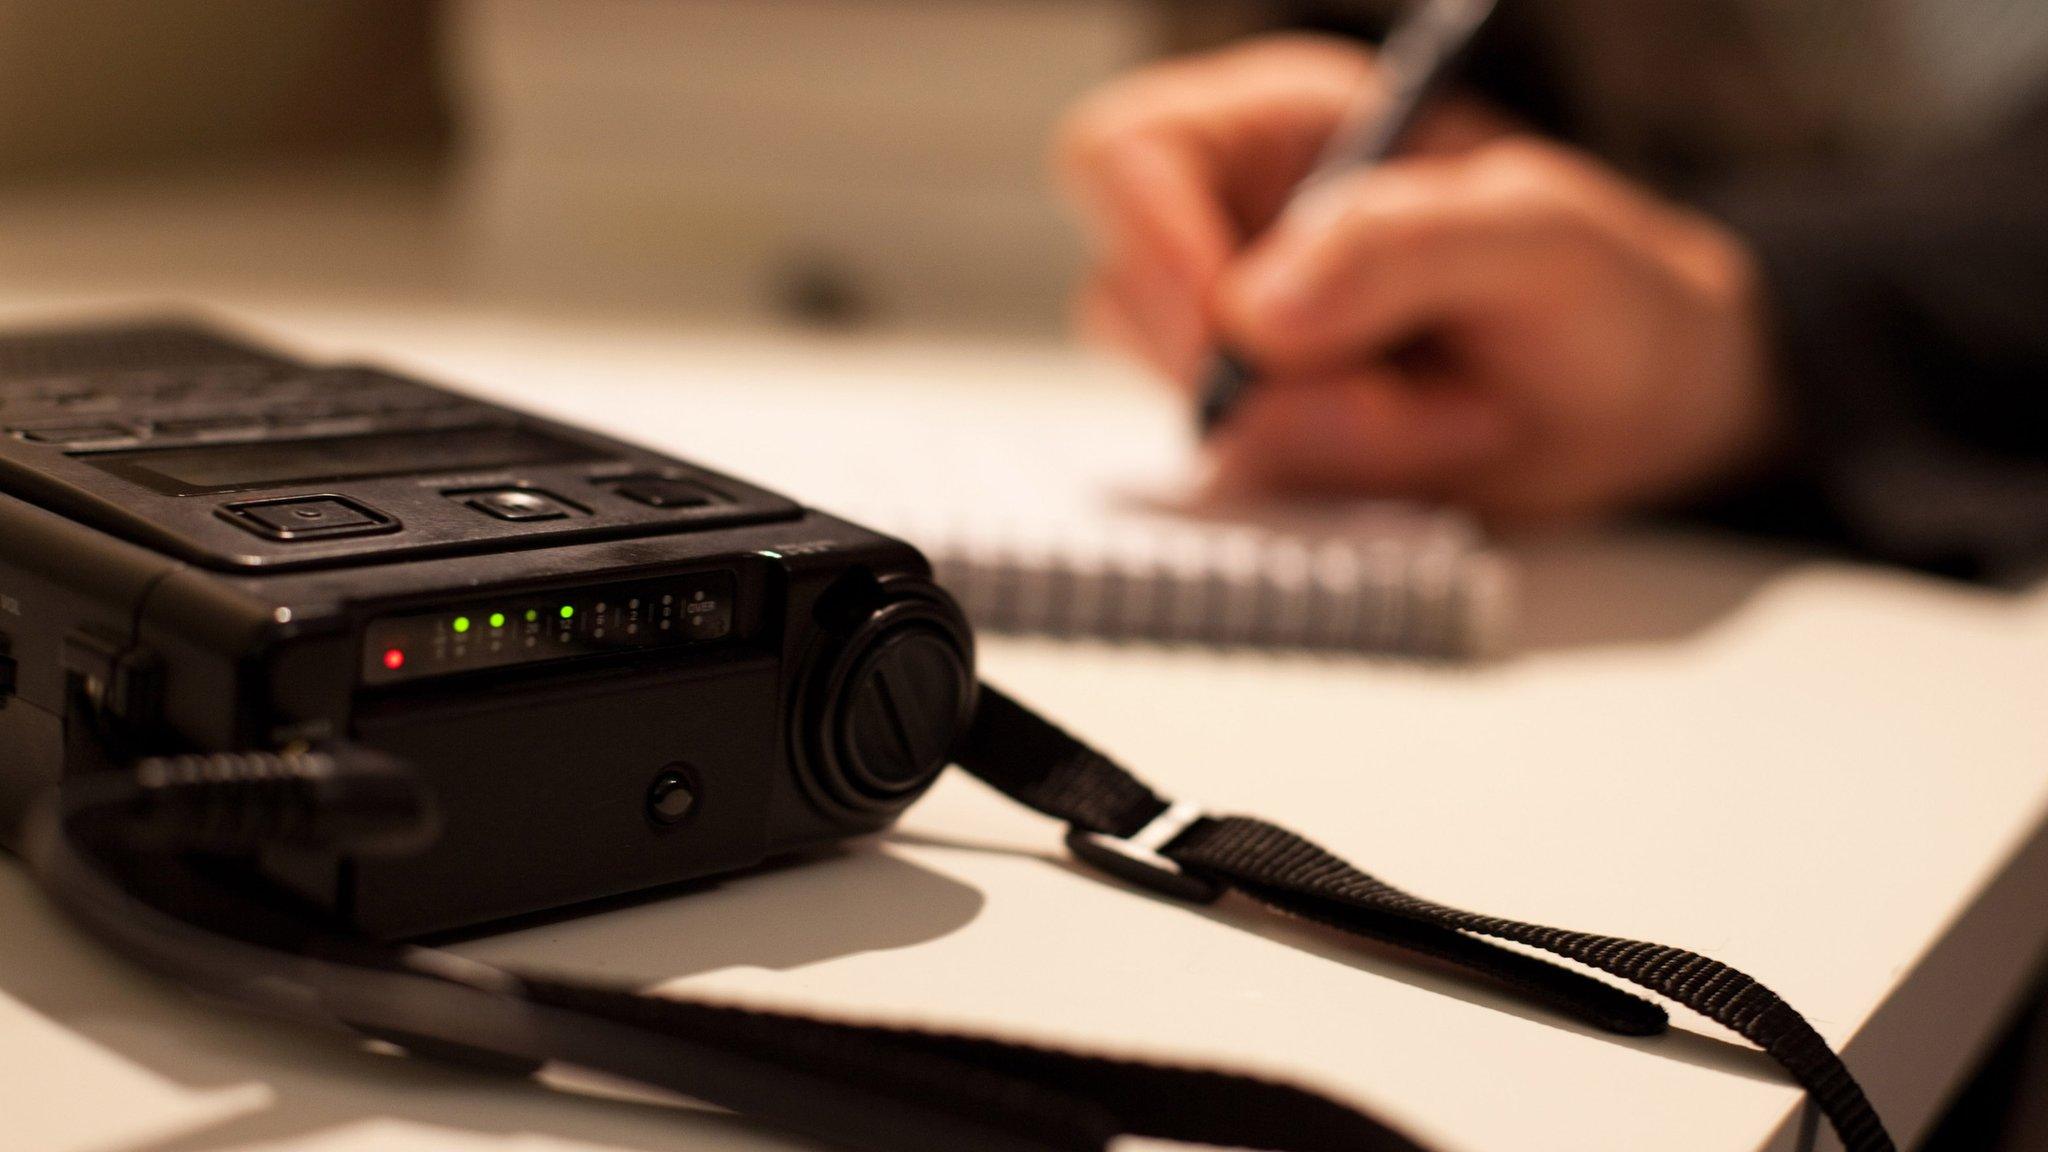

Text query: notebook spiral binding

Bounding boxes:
[916,514,1514,659]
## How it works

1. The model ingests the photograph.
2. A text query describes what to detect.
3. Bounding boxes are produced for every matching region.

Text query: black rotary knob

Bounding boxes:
[797,579,975,819]
[835,625,972,798]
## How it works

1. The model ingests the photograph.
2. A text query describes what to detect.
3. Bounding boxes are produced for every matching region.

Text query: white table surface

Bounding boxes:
[2,301,2046,1152]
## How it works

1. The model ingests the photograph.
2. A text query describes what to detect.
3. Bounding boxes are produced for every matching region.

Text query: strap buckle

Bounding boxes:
[1065,801,1224,904]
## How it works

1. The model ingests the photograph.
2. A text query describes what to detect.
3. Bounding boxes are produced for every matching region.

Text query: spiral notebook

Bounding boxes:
[669,376,1514,659]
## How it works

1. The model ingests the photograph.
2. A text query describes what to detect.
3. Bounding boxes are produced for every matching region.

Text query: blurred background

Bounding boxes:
[0,0,1310,333]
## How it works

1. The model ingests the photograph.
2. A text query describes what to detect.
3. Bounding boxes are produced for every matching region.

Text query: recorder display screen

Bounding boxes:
[89,426,600,495]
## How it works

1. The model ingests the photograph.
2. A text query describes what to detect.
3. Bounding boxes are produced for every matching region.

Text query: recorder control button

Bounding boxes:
[150,416,266,439]
[610,477,714,509]
[221,496,396,540]
[464,488,578,522]
[11,423,133,445]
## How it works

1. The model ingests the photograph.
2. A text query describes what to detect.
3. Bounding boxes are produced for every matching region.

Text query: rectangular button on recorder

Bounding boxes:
[220,496,396,540]
[11,423,134,445]
[611,477,714,509]
[464,488,580,522]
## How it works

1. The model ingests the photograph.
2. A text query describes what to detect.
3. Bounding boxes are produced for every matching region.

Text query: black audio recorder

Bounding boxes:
[0,321,975,936]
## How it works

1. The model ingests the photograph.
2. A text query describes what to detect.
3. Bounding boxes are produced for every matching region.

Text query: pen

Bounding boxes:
[1195,0,1501,436]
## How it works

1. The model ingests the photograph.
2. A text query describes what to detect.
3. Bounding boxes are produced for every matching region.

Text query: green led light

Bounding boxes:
[559,605,575,620]
[489,612,506,629]
[525,609,538,623]
[451,616,471,634]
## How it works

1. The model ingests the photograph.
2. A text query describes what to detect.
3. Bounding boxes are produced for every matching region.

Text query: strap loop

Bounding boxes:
[1065,800,1224,904]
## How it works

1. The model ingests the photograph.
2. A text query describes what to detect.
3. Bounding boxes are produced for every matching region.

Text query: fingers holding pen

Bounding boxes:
[1215,144,1613,377]
[1060,130,1231,390]
[1058,33,1782,525]
[1194,142,1614,501]
[1055,35,1521,255]
[1054,34,1531,393]
[1197,134,1781,523]
[1054,36,1376,246]
[1056,36,1399,391]
[1207,370,1515,497]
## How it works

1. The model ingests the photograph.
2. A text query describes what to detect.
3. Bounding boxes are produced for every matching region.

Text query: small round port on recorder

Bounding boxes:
[645,766,700,828]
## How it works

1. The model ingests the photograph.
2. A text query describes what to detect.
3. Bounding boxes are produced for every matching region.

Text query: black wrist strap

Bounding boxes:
[33,681,1895,1152]
[957,685,1894,1152]
[513,977,1431,1152]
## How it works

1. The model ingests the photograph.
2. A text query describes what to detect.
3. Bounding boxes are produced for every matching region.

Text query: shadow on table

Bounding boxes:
[443,840,985,984]
[890,828,1788,1087]
[0,842,983,1152]
[1504,527,1813,656]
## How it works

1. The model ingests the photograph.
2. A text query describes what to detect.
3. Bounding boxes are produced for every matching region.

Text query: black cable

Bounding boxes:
[26,751,1430,1152]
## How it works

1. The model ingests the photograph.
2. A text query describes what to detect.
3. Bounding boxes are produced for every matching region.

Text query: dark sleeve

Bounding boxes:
[1685,99,2048,582]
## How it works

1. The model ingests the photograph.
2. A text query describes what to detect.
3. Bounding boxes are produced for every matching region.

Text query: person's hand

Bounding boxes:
[1056,35,1518,387]
[1056,35,1781,524]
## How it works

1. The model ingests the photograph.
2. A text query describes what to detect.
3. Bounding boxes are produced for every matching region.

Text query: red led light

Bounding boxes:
[382,647,407,671]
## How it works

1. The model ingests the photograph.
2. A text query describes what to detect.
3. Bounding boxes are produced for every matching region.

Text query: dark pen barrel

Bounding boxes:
[1196,348,1260,435]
